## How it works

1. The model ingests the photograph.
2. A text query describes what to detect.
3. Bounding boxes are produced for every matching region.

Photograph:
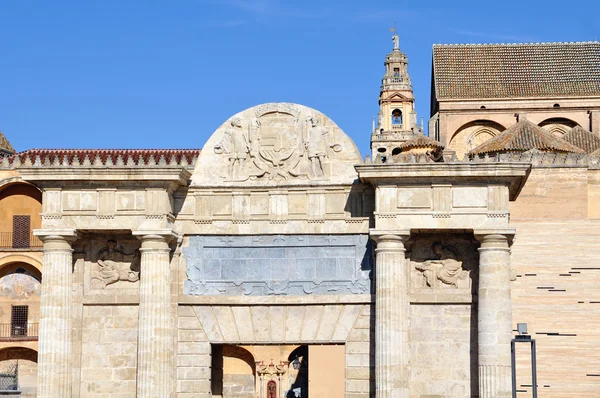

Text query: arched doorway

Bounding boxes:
[211,345,257,398]
[0,346,37,397]
[286,346,308,398]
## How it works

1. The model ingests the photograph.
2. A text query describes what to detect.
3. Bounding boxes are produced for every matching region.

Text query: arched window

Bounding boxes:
[391,109,403,125]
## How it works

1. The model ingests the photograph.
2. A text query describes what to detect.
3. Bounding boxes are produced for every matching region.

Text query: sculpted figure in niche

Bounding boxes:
[306,116,329,178]
[92,239,140,289]
[214,117,251,180]
[414,242,468,288]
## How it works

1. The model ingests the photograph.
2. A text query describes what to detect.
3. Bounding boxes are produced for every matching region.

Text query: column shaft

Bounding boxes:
[136,234,174,398]
[477,234,512,398]
[37,233,76,398]
[374,234,409,398]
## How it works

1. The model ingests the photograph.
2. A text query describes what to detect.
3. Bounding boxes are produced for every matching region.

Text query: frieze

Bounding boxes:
[183,234,372,296]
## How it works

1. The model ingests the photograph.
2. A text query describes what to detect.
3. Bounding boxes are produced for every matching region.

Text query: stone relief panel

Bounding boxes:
[407,234,478,293]
[84,237,141,293]
[183,235,373,296]
[192,103,363,186]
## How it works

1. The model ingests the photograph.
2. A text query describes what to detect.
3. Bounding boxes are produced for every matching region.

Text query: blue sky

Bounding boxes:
[1,0,598,156]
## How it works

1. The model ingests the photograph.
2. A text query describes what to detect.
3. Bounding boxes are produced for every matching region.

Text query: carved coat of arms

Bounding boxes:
[214,104,341,182]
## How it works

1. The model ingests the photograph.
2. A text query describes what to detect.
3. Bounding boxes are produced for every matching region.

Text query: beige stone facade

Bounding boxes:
[0,157,42,397]
[0,39,599,398]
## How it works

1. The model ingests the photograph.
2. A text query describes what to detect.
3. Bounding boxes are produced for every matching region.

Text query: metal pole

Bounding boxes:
[512,337,538,398]
[531,339,537,398]
[511,340,517,398]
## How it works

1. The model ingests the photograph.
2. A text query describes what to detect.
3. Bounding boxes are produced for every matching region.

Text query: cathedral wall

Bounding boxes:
[439,107,595,155]
[508,166,600,397]
[510,219,600,398]
[509,167,589,219]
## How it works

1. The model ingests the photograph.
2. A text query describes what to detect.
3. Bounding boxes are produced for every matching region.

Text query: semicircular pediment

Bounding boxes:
[191,103,362,186]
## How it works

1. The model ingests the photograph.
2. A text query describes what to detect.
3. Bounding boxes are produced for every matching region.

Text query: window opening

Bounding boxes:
[392,109,403,125]
[12,215,31,248]
[11,306,28,337]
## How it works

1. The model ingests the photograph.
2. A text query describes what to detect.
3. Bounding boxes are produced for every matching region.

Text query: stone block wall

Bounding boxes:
[410,304,475,398]
[176,305,211,397]
[345,304,374,398]
[79,305,138,397]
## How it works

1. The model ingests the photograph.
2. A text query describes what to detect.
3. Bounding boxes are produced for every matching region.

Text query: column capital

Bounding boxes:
[474,229,515,249]
[132,229,178,243]
[370,230,410,254]
[34,228,79,242]
[370,229,410,243]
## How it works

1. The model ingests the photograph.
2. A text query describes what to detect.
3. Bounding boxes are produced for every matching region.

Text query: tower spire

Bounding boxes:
[370,28,423,162]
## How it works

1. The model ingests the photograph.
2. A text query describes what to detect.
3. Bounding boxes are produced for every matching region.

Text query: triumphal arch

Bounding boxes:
[12,98,528,398]
[6,33,600,398]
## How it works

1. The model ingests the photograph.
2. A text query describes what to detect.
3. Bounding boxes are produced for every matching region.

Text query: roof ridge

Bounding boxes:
[469,119,585,155]
[433,41,600,47]
[20,148,201,152]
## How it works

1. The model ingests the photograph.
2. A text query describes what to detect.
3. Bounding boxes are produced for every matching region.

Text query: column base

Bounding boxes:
[479,364,511,398]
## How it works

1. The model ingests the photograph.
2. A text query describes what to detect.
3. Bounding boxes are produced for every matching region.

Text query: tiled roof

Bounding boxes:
[9,149,200,167]
[433,42,600,99]
[0,131,15,154]
[469,119,585,155]
[561,126,600,153]
[399,134,444,150]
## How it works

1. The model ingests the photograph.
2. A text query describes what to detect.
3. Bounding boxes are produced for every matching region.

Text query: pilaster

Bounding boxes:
[474,230,514,398]
[35,228,79,398]
[133,230,177,398]
[372,231,410,398]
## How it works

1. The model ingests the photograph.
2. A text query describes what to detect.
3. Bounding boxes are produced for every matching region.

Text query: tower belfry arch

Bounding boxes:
[371,29,423,161]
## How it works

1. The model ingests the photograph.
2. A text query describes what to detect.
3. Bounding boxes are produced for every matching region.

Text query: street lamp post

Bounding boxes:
[511,323,538,398]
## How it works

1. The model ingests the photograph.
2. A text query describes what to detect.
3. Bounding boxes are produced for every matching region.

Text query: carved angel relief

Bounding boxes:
[91,239,140,289]
[413,242,469,289]
[213,104,342,182]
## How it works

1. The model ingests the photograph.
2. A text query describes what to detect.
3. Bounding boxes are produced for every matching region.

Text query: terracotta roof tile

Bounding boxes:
[433,42,600,99]
[10,149,200,166]
[469,119,585,155]
[561,126,600,153]
[399,134,444,150]
[0,131,15,155]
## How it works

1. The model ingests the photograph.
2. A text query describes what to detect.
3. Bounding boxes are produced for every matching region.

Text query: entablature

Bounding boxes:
[174,183,374,235]
[356,162,531,231]
[19,166,191,231]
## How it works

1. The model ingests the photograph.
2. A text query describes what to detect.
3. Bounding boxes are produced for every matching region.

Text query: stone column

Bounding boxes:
[373,233,410,398]
[475,232,514,398]
[35,229,78,398]
[133,230,176,398]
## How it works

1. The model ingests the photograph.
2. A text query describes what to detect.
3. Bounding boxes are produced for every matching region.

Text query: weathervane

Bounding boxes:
[390,22,399,50]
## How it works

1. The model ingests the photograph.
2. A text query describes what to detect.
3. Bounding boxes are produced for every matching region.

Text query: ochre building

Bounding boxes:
[0,35,599,398]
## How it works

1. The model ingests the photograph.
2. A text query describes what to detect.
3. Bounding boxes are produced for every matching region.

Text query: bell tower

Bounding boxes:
[371,29,422,162]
